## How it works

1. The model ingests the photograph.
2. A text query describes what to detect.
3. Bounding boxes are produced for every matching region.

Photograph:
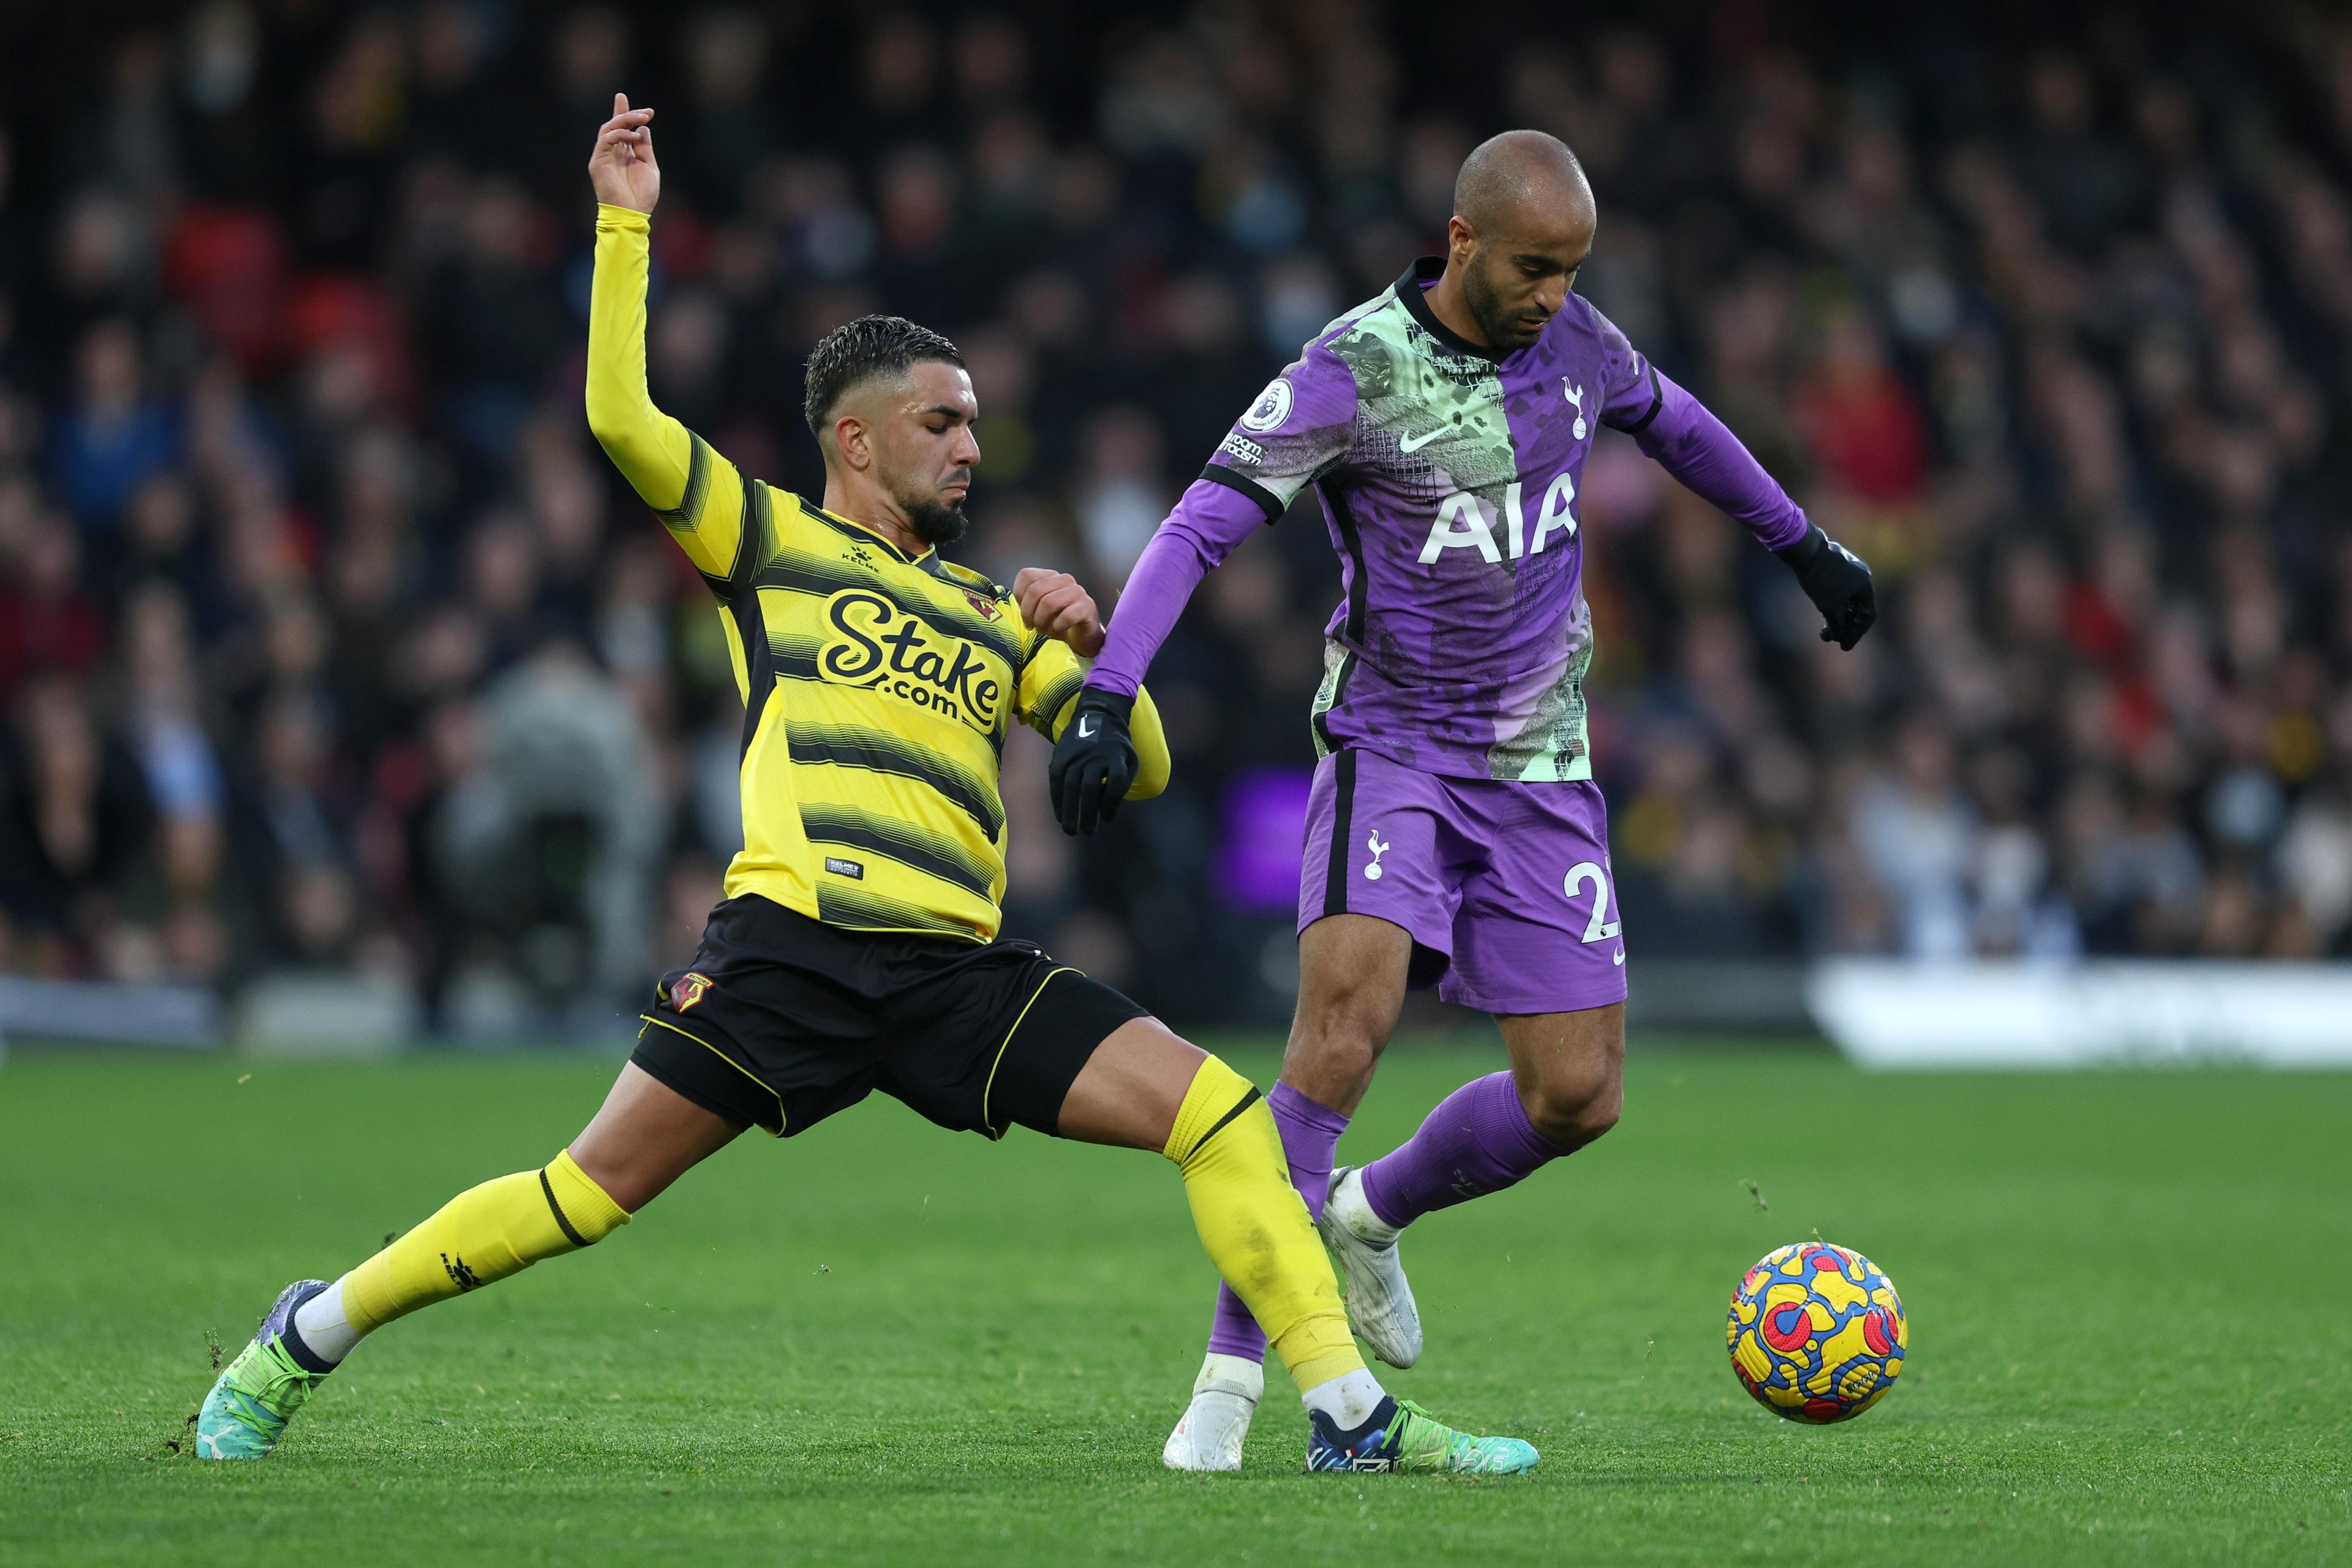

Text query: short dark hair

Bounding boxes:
[801,315,965,437]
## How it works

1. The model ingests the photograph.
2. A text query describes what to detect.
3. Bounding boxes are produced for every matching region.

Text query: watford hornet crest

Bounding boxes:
[671,971,713,1012]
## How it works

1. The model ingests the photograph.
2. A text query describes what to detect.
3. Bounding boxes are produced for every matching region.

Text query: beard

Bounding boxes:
[898,488,970,547]
[1461,258,1543,352]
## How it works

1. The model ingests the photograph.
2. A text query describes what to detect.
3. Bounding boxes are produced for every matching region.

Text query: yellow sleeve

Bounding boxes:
[584,203,747,587]
[1017,634,1170,801]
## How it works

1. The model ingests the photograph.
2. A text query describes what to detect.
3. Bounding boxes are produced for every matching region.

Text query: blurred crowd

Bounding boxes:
[3,2,2351,1035]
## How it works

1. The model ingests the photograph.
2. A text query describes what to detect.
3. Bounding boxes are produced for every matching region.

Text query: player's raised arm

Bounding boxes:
[582,92,747,587]
[1593,315,1876,649]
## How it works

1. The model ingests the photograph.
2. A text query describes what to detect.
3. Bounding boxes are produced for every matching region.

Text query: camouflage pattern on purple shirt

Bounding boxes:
[1091,258,1809,782]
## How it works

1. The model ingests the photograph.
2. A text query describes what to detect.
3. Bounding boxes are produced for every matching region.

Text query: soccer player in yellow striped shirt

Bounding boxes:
[192,95,1536,1476]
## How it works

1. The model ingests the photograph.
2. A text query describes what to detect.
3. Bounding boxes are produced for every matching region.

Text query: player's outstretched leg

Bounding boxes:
[1159,1055,1534,1476]
[194,1150,633,1459]
[194,1278,334,1458]
[1165,1082,1348,1470]
[194,1065,736,1459]
[1072,1023,1535,1476]
[1167,913,1407,1467]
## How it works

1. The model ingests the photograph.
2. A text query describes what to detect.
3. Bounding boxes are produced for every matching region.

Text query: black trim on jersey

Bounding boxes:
[786,725,1005,839]
[813,881,979,939]
[655,433,712,532]
[798,805,997,900]
[1394,257,1504,362]
[1322,482,1369,644]
[1608,365,1664,435]
[935,559,1011,603]
[807,503,929,567]
[732,590,775,761]
[728,468,770,597]
[761,631,824,684]
[1028,666,1086,738]
[1322,748,1358,919]
[1197,462,1286,526]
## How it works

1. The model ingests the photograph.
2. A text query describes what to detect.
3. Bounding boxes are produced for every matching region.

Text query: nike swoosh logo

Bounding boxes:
[1613,948,1625,966]
[1076,716,1099,738]
[1398,426,1444,453]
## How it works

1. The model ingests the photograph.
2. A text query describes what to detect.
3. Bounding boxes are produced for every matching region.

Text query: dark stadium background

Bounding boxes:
[2,0,2351,1041]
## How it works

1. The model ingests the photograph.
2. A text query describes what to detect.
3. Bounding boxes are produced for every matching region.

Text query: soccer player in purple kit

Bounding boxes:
[1046,130,1878,1470]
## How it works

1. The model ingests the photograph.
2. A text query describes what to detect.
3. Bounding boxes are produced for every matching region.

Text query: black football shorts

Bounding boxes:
[630,894,1148,1139]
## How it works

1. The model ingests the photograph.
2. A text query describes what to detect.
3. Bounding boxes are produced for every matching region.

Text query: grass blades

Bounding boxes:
[1,1047,2346,1566]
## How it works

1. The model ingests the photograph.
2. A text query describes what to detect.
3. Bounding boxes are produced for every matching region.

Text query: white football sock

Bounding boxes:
[1301,1366,1387,1431]
[291,1276,363,1365]
[1195,1351,1265,1400]
[1328,1167,1402,1247]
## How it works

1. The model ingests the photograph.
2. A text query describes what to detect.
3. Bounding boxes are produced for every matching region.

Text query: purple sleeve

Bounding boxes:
[1592,305,1807,552]
[1086,343,1360,698]
[1628,371,1809,552]
[1085,477,1270,698]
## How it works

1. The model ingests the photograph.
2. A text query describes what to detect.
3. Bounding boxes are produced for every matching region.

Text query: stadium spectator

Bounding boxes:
[2,7,2350,1031]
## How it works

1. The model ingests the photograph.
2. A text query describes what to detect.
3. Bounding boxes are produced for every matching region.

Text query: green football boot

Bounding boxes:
[194,1280,334,1460]
[1305,1395,1539,1474]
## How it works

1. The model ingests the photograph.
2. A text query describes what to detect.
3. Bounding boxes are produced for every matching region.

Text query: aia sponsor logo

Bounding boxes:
[1418,471,1579,564]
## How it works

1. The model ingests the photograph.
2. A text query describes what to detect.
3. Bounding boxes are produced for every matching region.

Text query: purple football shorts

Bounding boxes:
[1297,746,1628,1016]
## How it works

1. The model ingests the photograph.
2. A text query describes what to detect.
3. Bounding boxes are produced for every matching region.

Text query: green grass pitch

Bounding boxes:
[2,1044,2346,1566]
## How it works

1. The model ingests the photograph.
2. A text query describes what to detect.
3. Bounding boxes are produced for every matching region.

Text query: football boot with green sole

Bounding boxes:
[194,1279,333,1460]
[1305,1395,1539,1474]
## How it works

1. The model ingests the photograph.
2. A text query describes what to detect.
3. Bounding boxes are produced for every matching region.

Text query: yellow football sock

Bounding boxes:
[1163,1055,1365,1393]
[342,1150,631,1335]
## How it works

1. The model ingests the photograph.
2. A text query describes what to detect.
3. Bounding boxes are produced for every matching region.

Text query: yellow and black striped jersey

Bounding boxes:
[586,205,1169,942]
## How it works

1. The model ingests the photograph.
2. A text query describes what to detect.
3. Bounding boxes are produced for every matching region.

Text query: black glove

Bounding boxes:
[1776,523,1877,650]
[1048,689,1137,836]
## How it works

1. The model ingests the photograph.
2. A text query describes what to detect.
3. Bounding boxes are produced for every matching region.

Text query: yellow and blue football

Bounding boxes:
[1726,1242,1906,1423]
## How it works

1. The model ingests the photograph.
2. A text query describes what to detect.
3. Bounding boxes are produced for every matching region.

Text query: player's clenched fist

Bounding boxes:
[589,92,661,214]
[1776,523,1877,650]
[1012,567,1105,658]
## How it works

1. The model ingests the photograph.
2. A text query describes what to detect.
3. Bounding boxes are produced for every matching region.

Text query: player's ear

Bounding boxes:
[1447,215,1477,260]
[831,412,870,472]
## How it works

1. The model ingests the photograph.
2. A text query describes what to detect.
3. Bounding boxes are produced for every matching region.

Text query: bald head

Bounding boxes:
[1453,130,1594,237]
[1433,130,1597,352]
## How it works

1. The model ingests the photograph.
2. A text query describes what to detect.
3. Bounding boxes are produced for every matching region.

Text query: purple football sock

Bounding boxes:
[1358,1071,1567,1230]
[1203,1080,1348,1364]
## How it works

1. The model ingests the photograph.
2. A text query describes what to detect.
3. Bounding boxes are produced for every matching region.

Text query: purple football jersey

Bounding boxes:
[1092,258,1809,781]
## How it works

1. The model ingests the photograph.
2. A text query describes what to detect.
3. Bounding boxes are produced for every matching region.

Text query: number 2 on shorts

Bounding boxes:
[1564,860,1621,943]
